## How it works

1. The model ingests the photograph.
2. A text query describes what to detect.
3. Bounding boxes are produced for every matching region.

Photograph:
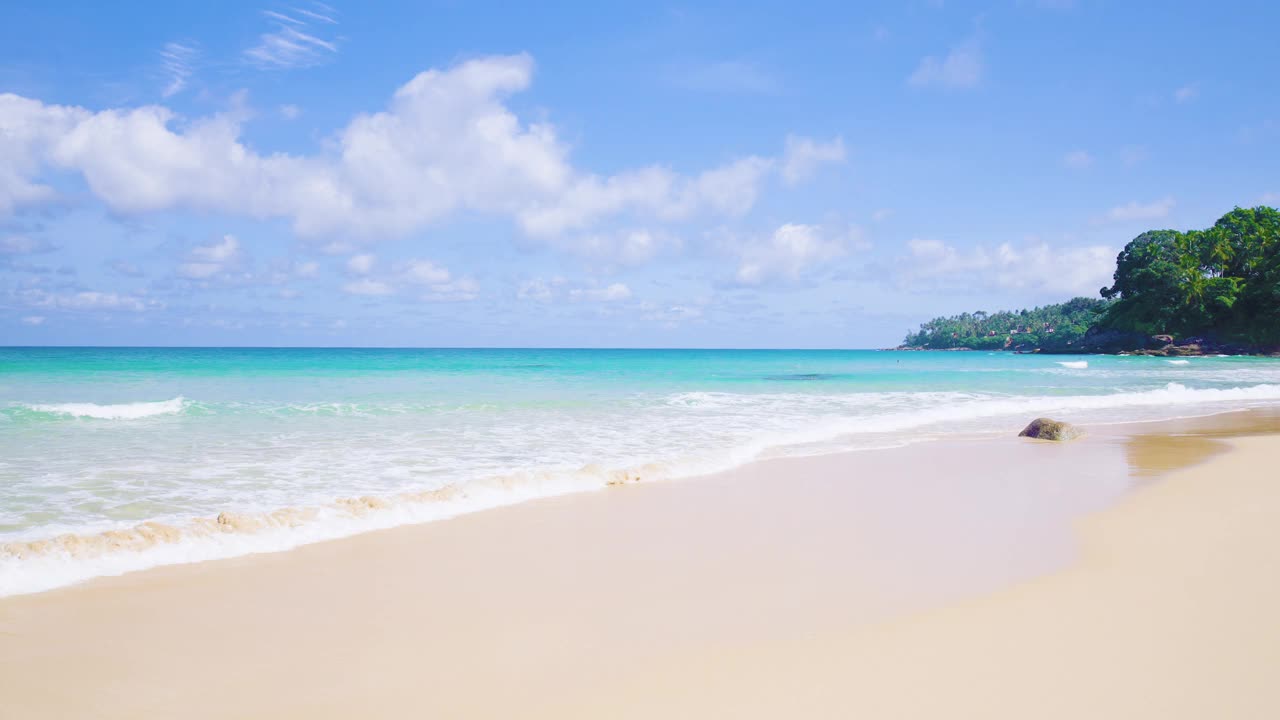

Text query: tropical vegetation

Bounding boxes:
[903,206,1280,352]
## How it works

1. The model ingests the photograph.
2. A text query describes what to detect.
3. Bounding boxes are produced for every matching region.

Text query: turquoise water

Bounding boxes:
[3,347,1279,596]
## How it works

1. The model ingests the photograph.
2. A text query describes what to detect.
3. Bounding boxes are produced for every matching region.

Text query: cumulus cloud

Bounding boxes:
[178,234,241,279]
[341,278,392,296]
[19,288,159,312]
[568,282,631,302]
[345,253,375,275]
[1101,197,1175,223]
[780,135,846,186]
[338,257,478,301]
[908,39,983,90]
[517,276,629,303]
[0,54,839,247]
[733,223,861,286]
[900,238,1115,296]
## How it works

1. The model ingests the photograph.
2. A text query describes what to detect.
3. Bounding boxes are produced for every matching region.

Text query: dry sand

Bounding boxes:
[1,412,1278,718]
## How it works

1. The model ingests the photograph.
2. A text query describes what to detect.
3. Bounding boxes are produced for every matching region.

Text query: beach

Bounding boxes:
[2,410,1278,718]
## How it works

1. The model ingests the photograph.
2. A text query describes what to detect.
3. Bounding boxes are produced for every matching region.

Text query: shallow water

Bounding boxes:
[3,347,1279,595]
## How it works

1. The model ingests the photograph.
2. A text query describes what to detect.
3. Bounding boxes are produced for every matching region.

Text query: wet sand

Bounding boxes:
[1,411,1278,718]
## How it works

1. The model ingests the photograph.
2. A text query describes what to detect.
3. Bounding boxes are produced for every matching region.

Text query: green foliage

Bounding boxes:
[1100,206,1280,345]
[902,297,1112,351]
[903,205,1280,351]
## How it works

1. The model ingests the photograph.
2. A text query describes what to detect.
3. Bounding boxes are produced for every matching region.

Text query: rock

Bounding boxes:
[1152,334,1175,344]
[1018,417,1084,442]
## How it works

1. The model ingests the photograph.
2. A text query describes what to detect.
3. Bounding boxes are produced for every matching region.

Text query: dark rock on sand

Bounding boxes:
[1018,417,1084,442]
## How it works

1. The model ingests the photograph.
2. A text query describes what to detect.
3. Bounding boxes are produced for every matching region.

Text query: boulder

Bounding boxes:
[1018,417,1084,442]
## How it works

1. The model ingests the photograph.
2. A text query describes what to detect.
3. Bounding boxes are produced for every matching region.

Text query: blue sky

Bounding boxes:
[1,0,1277,348]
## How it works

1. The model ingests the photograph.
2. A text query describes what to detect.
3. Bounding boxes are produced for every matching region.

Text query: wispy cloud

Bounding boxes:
[908,38,982,90]
[244,4,341,70]
[1062,150,1094,170]
[669,60,779,94]
[1101,197,1176,223]
[1174,83,1199,103]
[159,41,199,97]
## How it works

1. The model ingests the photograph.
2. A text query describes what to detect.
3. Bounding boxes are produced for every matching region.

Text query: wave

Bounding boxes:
[4,381,1280,597]
[1056,361,1089,369]
[23,397,187,420]
[1167,359,1191,365]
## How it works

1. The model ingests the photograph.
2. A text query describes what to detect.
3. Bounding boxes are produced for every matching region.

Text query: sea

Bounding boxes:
[2,346,1279,597]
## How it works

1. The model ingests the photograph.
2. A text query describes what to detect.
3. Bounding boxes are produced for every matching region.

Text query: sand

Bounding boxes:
[1,412,1278,718]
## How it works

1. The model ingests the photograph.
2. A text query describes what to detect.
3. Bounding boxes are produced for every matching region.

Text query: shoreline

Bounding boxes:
[3,400,1275,599]
[3,410,1279,717]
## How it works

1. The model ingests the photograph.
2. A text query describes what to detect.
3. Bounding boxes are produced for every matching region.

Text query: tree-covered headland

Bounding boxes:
[902,206,1280,354]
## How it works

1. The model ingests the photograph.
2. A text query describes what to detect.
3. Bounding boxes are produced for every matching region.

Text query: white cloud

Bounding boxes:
[552,228,680,266]
[159,41,199,98]
[908,40,982,90]
[872,208,894,222]
[1174,84,1199,103]
[420,276,479,302]
[20,315,45,325]
[0,94,87,215]
[1062,150,1093,169]
[0,235,54,255]
[1260,192,1279,206]
[517,276,563,302]
[244,7,340,70]
[0,55,837,248]
[178,234,241,279]
[279,104,302,120]
[400,260,478,301]
[21,289,157,312]
[295,260,319,277]
[337,258,478,301]
[1102,197,1175,223]
[341,278,392,296]
[569,282,632,302]
[640,301,705,328]
[517,276,628,303]
[734,223,858,286]
[901,238,1114,296]
[401,259,450,285]
[346,253,375,275]
[781,135,846,186]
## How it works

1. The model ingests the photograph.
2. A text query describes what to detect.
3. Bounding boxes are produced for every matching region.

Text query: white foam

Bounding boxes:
[6,381,1280,598]
[25,397,187,420]
[1056,361,1089,369]
[1167,359,1191,365]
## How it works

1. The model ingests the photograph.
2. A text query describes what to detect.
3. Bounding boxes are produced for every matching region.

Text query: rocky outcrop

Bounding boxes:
[1018,417,1084,442]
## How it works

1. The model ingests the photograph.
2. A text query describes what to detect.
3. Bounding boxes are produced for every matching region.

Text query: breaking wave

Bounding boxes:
[4,381,1280,597]
[23,397,187,420]
[1057,361,1089,369]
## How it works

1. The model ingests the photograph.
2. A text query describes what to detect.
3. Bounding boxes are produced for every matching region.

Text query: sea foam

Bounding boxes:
[5,381,1280,598]
[1056,361,1089,369]
[25,397,187,420]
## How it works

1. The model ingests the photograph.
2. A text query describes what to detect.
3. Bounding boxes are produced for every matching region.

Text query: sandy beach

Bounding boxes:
[2,411,1278,718]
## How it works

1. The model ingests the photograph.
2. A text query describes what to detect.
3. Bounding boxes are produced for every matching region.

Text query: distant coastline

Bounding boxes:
[900,206,1280,357]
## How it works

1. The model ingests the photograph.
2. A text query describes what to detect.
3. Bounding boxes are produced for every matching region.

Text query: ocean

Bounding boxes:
[2,346,1279,597]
